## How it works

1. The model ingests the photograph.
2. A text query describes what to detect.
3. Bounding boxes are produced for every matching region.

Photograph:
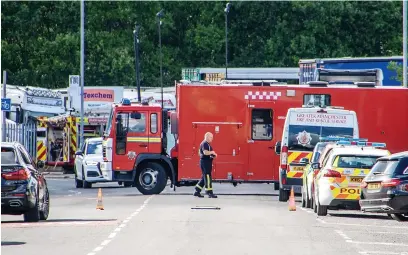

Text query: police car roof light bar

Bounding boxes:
[336,140,387,148]
[319,137,368,142]
[121,98,131,105]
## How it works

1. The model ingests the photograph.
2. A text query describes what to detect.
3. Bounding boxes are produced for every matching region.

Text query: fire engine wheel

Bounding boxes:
[135,162,167,195]
[278,188,289,202]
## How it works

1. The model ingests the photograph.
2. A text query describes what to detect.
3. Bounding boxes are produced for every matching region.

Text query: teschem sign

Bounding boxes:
[68,83,124,114]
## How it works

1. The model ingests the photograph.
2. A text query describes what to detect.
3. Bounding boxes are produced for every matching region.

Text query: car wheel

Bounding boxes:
[301,189,306,208]
[279,188,289,202]
[305,193,311,208]
[274,182,279,191]
[135,162,167,195]
[391,213,408,222]
[24,194,40,222]
[40,187,50,220]
[316,195,328,216]
[124,181,133,187]
[74,166,83,188]
[82,168,92,189]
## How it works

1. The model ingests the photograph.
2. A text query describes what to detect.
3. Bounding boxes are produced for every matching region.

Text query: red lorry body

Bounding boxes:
[174,84,408,183]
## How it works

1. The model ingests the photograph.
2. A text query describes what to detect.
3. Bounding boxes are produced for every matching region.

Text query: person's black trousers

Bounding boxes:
[195,159,213,194]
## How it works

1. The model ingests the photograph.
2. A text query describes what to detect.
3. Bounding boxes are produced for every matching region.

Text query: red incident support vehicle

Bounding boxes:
[100,81,408,195]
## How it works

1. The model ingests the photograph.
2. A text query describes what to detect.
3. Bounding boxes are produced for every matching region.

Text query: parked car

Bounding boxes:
[74,137,133,188]
[360,151,408,222]
[313,140,390,216]
[1,142,50,222]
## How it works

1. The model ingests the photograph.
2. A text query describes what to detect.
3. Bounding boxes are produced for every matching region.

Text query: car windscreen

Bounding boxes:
[333,155,380,169]
[1,147,17,164]
[86,141,103,155]
[288,125,354,151]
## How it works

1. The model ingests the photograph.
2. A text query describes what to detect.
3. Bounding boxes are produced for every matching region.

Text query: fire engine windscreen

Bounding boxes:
[104,109,114,136]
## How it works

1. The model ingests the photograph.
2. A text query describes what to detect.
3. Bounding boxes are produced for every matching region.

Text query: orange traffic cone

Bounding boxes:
[288,186,296,211]
[96,188,104,210]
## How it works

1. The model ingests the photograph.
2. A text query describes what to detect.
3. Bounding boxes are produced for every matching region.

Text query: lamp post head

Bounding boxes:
[133,23,140,35]
[225,3,231,13]
[156,9,165,19]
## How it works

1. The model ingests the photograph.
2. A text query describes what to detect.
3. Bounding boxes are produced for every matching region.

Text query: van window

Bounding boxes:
[251,109,273,140]
[303,94,331,107]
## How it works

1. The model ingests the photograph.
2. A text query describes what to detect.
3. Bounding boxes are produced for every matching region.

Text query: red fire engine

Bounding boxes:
[100,81,408,195]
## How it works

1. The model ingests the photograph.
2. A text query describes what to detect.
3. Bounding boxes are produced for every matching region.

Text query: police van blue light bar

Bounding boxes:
[121,98,131,105]
[336,140,387,148]
[319,137,368,142]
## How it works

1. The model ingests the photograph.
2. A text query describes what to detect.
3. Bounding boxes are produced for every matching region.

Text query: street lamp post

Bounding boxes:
[403,0,407,88]
[79,0,85,149]
[133,23,141,102]
[157,9,165,110]
[224,3,231,80]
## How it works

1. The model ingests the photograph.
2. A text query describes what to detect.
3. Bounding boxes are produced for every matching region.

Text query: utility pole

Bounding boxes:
[133,23,141,102]
[2,71,7,142]
[80,0,85,148]
[225,3,231,80]
[403,0,407,88]
[157,9,164,110]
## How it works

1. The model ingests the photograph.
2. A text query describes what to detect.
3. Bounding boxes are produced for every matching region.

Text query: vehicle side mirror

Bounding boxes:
[274,141,281,155]
[311,162,320,169]
[37,160,45,169]
[130,112,141,119]
[300,157,309,165]
[75,150,83,156]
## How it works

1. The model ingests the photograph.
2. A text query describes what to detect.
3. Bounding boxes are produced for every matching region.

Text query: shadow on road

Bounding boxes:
[328,213,391,220]
[124,193,279,197]
[1,241,26,246]
[1,218,117,224]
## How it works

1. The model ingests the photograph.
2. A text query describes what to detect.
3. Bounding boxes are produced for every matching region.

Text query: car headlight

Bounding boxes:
[85,161,98,166]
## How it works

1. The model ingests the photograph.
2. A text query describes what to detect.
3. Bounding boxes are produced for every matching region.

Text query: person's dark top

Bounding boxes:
[199,140,213,160]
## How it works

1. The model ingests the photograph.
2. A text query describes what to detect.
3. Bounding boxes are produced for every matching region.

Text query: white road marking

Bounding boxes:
[359,251,408,255]
[316,218,326,224]
[346,240,408,247]
[334,229,351,240]
[321,222,408,229]
[86,195,154,255]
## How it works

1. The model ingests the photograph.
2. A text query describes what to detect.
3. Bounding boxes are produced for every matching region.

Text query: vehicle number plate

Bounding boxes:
[350,177,364,183]
[368,183,381,190]
[291,166,304,171]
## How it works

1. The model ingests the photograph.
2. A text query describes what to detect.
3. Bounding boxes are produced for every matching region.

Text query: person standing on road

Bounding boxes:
[194,132,218,198]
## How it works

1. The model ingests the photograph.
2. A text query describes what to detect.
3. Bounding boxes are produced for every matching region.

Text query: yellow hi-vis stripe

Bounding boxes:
[127,137,161,143]
[206,174,212,191]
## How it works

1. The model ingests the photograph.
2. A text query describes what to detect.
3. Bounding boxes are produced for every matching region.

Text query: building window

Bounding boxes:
[303,94,331,107]
[150,113,158,134]
[251,109,273,140]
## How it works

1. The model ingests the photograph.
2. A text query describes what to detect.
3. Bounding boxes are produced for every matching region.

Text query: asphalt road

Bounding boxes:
[2,178,407,255]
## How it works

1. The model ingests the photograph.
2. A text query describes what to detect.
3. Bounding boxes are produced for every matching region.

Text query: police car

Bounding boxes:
[302,137,361,209]
[312,140,390,216]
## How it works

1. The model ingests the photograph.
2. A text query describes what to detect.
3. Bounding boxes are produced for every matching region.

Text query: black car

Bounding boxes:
[1,142,50,222]
[360,151,408,222]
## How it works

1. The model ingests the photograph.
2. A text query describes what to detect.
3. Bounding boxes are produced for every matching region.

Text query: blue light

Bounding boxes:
[121,98,131,105]
[336,140,387,148]
[319,137,368,142]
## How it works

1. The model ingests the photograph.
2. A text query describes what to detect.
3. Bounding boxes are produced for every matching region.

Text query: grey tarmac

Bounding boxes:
[1,179,407,255]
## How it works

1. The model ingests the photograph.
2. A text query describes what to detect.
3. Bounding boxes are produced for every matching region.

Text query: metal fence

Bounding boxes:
[3,121,37,160]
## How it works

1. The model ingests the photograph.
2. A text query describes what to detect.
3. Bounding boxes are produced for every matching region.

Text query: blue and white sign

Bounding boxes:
[1,98,11,111]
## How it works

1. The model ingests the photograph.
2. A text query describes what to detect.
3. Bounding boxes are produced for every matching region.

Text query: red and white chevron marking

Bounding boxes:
[244,91,282,100]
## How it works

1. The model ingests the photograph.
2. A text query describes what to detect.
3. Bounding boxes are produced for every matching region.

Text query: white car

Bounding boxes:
[313,141,390,216]
[74,137,133,188]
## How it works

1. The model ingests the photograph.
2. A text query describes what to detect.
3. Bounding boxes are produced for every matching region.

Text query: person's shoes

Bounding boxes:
[208,193,218,198]
[193,191,204,198]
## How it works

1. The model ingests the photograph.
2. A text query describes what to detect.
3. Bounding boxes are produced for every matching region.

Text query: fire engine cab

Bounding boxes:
[101,81,408,195]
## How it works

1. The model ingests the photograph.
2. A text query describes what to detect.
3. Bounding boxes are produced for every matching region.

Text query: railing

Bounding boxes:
[3,121,37,160]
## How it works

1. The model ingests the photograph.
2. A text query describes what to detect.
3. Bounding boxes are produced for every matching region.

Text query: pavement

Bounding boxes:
[1,179,407,255]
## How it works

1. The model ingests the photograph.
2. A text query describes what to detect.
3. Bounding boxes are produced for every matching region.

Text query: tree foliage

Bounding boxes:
[1,1,404,88]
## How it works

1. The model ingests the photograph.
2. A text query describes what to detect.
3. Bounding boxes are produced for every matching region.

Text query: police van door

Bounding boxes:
[247,105,275,181]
